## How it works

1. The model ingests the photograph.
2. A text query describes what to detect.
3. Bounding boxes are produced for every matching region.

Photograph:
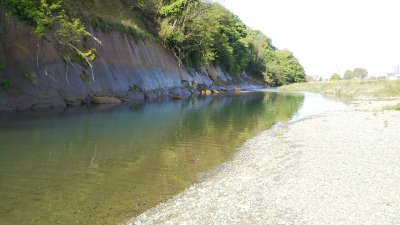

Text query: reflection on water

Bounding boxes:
[290,92,350,121]
[0,92,304,225]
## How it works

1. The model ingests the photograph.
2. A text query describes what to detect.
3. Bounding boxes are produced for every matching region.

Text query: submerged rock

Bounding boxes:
[91,96,122,104]
[201,90,212,95]
[170,96,182,100]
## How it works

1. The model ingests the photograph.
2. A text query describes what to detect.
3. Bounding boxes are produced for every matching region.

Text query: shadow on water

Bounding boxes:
[0,91,304,225]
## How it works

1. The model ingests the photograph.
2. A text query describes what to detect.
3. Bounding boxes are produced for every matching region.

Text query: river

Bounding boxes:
[0,90,347,225]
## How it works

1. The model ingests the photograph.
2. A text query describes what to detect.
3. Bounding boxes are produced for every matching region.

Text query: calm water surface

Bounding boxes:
[0,91,345,224]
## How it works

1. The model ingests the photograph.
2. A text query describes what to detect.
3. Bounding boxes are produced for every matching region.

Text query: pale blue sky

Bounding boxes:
[223,0,400,77]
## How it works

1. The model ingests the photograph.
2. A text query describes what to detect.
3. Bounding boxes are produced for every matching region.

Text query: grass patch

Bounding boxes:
[65,0,157,41]
[0,64,6,71]
[63,51,86,66]
[13,42,31,55]
[80,68,90,83]
[0,80,14,90]
[279,80,400,100]
[21,71,37,84]
[383,104,400,111]
[91,17,156,41]
[128,84,142,92]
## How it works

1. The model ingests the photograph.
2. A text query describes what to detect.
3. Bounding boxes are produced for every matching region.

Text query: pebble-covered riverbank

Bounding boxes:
[125,100,400,225]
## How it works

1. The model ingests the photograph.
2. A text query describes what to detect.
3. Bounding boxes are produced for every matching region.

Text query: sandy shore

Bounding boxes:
[125,100,400,225]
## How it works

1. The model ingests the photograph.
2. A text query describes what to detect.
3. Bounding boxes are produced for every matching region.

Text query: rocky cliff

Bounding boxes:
[0,16,262,111]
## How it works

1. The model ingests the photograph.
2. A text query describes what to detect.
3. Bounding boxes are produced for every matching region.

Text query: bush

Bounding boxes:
[383,104,400,111]
[21,71,37,83]
[330,73,340,81]
[377,76,387,80]
[0,80,14,90]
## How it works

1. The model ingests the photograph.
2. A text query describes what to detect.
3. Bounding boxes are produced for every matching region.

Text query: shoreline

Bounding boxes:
[125,99,400,224]
[0,83,266,112]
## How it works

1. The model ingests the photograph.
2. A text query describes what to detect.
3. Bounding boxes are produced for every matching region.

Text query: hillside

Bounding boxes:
[0,0,306,111]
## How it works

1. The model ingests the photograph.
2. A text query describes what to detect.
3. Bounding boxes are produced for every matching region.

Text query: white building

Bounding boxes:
[386,65,400,80]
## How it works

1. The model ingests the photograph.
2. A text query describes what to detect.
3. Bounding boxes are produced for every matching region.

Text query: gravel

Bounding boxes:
[124,100,400,225]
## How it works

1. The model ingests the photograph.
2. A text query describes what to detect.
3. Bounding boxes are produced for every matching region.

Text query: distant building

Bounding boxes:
[394,66,399,74]
[386,65,400,80]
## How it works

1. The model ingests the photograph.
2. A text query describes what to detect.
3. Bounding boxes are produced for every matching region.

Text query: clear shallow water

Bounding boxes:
[0,91,344,225]
[289,92,349,121]
[253,89,350,122]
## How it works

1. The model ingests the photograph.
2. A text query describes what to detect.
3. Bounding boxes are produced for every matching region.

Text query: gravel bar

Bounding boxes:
[125,100,400,225]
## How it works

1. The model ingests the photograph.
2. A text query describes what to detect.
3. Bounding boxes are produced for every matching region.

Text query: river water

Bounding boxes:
[0,90,347,225]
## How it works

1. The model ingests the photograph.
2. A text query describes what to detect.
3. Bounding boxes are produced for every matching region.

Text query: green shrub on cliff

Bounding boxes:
[0,80,14,90]
[264,50,306,86]
[4,0,58,36]
[5,0,98,80]
[21,71,37,84]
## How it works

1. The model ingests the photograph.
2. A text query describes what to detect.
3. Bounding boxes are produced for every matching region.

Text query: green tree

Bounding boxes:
[244,29,275,80]
[343,70,354,80]
[353,68,368,79]
[157,2,251,74]
[330,73,341,81]
[158,1,221,68]
[211,5,249,73]
[264,50,306,86]
[128,0,161,33]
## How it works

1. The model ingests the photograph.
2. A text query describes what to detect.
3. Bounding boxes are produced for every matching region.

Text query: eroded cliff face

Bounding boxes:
[0,18,258,111]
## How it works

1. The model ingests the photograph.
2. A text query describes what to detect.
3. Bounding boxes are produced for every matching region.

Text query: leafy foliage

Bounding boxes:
[264,50,306,86]
[158,1,217,69]
[206,5,250,73]
[4,0,61,36]
[330,73,341,81]
[5,0,99,80]
[156,1,306,85]
[0,80,14,90]
[344,69,354,80]
[160,0,187,17]
[344,68,368,80]
[128,0,161,24]
[21,71,37,83]
[244,30,275,80]
[353,68,368,79]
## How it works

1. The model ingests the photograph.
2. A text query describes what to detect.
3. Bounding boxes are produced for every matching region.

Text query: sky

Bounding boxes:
[222,0,400,77]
